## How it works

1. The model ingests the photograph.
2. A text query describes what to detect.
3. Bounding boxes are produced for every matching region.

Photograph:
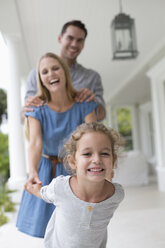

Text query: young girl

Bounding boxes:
[25,122,124,248]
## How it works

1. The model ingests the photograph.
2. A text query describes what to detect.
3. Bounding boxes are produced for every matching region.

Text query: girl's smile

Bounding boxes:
[87,166,105,177]
[71,131,114,182]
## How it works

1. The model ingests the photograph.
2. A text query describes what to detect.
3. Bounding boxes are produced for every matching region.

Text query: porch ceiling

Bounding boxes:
[1,0,165,105]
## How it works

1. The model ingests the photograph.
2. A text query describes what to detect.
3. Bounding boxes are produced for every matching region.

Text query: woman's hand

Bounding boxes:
[24,173,42,198]
[24,177,42,199]
[24,173,42,189]
[25,173,42,186]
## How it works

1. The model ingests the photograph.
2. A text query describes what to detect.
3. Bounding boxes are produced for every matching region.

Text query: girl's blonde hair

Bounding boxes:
[62,122,124,175]
[37,52,77,102]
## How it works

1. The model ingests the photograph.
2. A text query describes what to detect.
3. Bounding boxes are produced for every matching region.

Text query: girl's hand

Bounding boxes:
[24,173,42,189]
[25,182,42,198]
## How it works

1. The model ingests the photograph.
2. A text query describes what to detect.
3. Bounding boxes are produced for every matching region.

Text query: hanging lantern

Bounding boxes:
[111,1,138,60]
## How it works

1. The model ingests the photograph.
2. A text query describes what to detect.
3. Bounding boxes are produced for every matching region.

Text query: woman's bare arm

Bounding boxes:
[24,116,43,188]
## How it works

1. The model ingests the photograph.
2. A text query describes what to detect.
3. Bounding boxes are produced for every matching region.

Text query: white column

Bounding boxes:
[106,105,113,127]
[130,104,140,150]
[5,35,26,191]
[147,57,165,191]
[139,102,153,159]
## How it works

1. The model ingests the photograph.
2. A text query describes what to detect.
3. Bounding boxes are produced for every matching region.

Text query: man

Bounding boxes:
[24,20,105,120]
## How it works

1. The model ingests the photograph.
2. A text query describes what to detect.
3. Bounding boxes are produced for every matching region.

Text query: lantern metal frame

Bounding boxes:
[111,1,138,60]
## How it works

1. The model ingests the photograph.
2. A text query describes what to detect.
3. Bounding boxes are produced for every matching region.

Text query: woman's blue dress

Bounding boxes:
[16,101,97,238]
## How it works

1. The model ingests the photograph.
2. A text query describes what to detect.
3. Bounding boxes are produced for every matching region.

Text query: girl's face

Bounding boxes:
[70,132,114,183]
[39,57,66,93]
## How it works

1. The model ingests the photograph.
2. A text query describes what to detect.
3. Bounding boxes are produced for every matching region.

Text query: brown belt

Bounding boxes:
[42,154,62,178]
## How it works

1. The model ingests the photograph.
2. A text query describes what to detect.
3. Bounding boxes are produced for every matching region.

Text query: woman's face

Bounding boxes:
[39,57,66,93]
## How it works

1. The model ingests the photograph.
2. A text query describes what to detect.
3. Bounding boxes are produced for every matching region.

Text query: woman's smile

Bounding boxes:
[49,79,60,85]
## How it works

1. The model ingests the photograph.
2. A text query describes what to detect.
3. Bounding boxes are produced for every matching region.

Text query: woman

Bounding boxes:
[16,52,97,238]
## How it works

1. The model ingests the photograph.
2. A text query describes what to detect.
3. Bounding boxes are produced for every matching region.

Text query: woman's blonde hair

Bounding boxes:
[62,122,124,175]
[25,52,77,139]
[37,52,77,102]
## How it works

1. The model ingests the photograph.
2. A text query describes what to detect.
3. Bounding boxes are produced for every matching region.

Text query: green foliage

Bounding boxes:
[0,186,16,212]
[0,209,8,226]
[0,130,16,226]
[0,88,7,125]
[117,107,133,151]
[117,108,132,136]
[0,132,9,180]
[0,186,16,226]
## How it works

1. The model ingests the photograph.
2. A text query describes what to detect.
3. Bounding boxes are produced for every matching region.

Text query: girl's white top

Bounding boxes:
[41,175,124,248]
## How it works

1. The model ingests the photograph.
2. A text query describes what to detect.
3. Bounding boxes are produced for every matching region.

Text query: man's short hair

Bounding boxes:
[61,20,88,38]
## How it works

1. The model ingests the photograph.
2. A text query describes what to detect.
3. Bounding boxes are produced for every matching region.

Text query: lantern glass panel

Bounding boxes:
[115,28,132,51]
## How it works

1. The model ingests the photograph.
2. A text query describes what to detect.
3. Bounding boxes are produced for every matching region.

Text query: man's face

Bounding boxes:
[58,25,86,64]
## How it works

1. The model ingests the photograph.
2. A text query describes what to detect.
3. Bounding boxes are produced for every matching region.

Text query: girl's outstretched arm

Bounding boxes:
[25,183,42,199]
